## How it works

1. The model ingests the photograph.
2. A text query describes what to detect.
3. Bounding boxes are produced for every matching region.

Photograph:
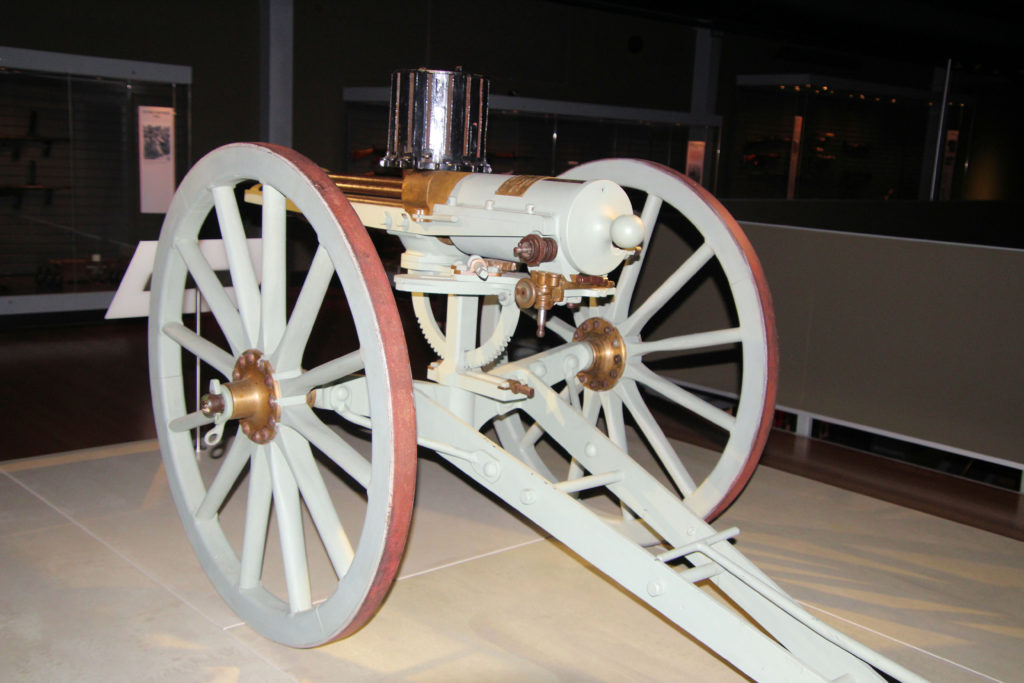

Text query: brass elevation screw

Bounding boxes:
[514,270,567,337]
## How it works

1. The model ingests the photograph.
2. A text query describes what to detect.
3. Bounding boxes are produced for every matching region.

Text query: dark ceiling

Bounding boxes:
[553,1,1017,75]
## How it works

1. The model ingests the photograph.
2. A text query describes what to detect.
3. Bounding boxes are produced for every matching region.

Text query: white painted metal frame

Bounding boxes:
[329,329,923,682]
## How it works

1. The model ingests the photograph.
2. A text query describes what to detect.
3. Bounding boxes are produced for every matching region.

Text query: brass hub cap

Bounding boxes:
[573,317,626,391]
[227,349,281,444]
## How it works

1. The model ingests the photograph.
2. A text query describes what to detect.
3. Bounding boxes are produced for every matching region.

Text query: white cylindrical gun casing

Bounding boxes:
[443,173,636,276]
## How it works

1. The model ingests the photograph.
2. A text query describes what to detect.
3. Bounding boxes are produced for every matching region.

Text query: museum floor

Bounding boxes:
[2,433,1023,681]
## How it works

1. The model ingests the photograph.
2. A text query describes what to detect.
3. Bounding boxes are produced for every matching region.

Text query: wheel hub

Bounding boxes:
[573,317,625,391]
[225,349,281,444]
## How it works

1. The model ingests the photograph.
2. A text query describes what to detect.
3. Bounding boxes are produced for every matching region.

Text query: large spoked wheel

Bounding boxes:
[503,159,777,521]
[149,143,416,647]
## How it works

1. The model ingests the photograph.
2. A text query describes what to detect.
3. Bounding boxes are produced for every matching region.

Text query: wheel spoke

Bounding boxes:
[595,389,630,517]
[239,446,272,590]
[520,420,545,450]
[176,240,248,353]
[280,404,371,488]
[626,362,736,432]
[609,194,662,320]
[168,409,214,433]
[631,327,744,358]
[542,315,577,343]
[278,350,364,398]
[565,368,582,412]
[162,322,235,377]
[261,183,288,352]
[212,185,261,345]
[574,387,597,425]
[279,427,355,578]
[619,379,698,496]
[622,242,714,337]
[268,443,312,613]
[196,436,255,520]
[599,390,627,449]
[638,194,664,244]
[272,246,334,372]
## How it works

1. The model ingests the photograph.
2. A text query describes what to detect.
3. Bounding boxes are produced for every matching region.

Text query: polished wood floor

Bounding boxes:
[3,311,1021,541]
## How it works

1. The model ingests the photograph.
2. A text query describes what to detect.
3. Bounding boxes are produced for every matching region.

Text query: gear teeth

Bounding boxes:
[417,308,446,357]
[411,291,518,367]
[478,330,513,367]
[411,292,447,358]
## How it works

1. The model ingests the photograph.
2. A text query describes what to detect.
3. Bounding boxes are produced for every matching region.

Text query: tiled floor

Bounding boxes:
[2,437,1021,682]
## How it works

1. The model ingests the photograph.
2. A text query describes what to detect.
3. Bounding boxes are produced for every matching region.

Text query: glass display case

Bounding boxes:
[0,47,190,312]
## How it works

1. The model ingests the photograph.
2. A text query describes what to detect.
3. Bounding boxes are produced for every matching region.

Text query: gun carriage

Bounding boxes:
[143,68,923,681]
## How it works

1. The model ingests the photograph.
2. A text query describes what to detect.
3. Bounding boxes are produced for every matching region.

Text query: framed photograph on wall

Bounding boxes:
[138,105,175,213]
